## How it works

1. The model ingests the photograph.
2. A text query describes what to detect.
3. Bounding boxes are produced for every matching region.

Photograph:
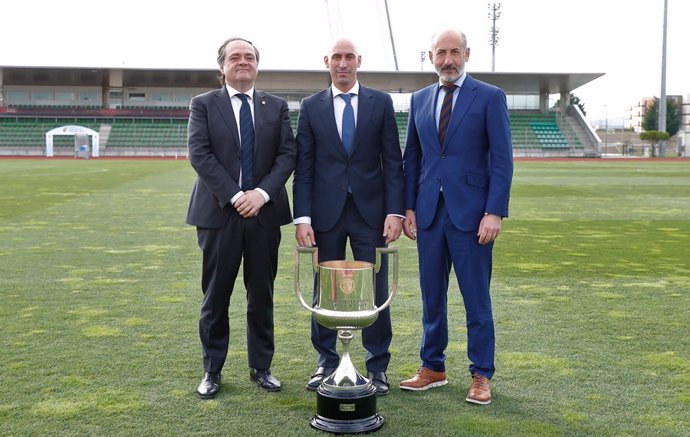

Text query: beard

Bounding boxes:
[436,64,462,83]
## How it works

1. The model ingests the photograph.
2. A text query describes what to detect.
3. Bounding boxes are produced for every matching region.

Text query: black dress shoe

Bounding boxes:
[250,369,282,392]
[197,372,221,399]
[368,371,389,395]
[306,366,337,391]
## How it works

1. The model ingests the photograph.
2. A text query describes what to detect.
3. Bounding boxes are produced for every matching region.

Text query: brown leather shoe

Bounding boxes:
[466,373,492,405]
[399,367,448,391]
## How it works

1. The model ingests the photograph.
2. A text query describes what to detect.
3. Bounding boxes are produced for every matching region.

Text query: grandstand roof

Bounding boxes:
[1,66,604,97]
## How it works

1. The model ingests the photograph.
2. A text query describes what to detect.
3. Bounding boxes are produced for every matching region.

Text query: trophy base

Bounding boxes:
[311,383,384,434]
[310,414,384,435]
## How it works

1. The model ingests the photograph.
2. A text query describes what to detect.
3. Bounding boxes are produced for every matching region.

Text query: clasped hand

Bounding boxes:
[234,190,265,218]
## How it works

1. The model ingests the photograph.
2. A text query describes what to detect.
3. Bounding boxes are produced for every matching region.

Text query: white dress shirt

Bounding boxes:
[225,84,269,205]
[331,82,360,141]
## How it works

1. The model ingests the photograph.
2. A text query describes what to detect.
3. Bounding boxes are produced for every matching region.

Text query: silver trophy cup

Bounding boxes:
[295,246,398,434]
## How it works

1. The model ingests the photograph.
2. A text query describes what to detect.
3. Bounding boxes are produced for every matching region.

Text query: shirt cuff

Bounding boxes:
[230,191,243,205]
[255,188,270,203]
[231,188,270,206]
[294,216,311,225]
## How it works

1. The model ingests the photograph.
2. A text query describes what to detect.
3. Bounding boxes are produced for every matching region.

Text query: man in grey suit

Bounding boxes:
[293,38,404,395]
[186,37,296,399]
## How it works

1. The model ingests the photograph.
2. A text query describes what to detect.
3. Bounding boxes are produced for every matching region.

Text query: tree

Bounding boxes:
[569,94,586,116]
[639,130,670,157]
[641,97,681,137]
[553,93,586,116]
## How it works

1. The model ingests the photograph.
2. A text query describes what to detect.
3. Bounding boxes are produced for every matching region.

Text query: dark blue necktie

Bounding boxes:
[438,85,456,145]
[340,93,355,155]
[236,93,254,190]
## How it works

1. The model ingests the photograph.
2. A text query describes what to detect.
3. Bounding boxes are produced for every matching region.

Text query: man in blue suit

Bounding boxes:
[293,38,404,395]
[399,29,513,405]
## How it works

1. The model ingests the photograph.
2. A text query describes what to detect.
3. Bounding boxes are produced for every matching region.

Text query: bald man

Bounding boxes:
[399,29,513,404]
[292,39,404,395]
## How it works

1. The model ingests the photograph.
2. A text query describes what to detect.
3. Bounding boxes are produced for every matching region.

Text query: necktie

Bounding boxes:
[237,94,254,190]
[438,85,456,145]
[340,93,355,155]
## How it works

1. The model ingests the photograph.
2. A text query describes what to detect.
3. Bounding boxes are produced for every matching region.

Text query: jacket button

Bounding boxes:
[440,154,446,159]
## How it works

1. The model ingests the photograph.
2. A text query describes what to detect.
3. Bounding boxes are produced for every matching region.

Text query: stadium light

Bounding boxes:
[488,3,502,72]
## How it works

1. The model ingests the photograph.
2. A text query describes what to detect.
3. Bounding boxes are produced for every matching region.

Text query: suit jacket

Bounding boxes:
[186,87,296,229]
[293,85,404,232]
[403,74,513,231]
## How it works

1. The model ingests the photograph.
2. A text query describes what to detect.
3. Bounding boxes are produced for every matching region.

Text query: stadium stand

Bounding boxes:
[0,115,188,156]
[396,112,409,145]
[0,67,604,157]
[509,111,586,156]
[106,119,188,148]
[289,111,299,134]
[0,110,593,157]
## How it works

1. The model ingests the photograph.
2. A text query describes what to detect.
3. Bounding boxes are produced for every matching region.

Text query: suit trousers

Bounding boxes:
[311,195,392,372]
[197,212,280,373]
[416,194,496,378]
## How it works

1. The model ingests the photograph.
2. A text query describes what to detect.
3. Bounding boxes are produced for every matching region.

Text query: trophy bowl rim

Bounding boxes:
[319,260,374,270]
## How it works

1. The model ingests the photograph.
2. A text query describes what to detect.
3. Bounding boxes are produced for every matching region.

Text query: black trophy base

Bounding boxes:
[310,384,384,434]
[310,414,384,435]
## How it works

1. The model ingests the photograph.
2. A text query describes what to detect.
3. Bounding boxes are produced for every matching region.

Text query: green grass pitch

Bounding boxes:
[0,158,688,436]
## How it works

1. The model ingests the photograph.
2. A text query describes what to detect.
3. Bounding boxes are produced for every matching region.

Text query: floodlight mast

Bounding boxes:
[658,0,668,157]
[384,0,399,71]
[488,3,502,72]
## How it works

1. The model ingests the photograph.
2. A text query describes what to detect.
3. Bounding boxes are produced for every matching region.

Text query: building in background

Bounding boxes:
[625,95,686,134]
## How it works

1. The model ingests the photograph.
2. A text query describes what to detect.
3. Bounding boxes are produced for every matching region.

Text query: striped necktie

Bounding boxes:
[438,85,457,145]
[236,93,254,190]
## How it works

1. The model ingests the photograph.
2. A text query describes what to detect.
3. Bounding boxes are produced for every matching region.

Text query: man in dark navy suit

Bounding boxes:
[292,38,404,396]
[186,37,296,399]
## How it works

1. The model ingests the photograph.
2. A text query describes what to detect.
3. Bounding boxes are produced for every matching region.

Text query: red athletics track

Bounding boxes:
[0,156,688,162]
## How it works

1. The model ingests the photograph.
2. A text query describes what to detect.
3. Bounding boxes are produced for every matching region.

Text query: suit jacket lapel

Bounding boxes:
[212,87,240,146]
[424,85,442,151]
[352,86,373,156]
[319,89,347,158]
[253,90,267,149]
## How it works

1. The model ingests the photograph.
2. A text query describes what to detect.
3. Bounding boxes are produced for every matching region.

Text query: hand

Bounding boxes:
[382,215,403,244]
[477,213,501,245]
[295,223,316,247]
[402,209,417,240]
[234,190,265,218]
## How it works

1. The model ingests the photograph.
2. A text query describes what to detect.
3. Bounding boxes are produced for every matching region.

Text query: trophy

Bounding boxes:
[295,246,398,434]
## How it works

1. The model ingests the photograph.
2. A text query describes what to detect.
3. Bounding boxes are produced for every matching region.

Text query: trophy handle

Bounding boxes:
[295,246,319,314]
[374,246,398,313]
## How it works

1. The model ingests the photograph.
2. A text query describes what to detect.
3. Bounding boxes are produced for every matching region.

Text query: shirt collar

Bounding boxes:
[226,84,255,100]
[438,72,466,91]
[331,81,360,99]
